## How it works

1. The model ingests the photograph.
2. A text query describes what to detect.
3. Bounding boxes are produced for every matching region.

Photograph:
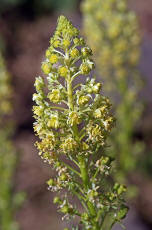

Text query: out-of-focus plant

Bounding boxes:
[33,15,128,230]
[0,52,22,230]
[0,0,21,13]
[34,0,77,12]
[81,0,144,185]
[0,0,77,15]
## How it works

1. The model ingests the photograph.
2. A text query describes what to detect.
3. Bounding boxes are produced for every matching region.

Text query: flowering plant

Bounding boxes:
[82,0,144,184]
[0,52,19,230]
[33,16,128,230]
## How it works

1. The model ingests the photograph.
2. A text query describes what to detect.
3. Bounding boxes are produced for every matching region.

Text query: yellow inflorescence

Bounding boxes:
[33,16,128,229]
[82,0,143,179]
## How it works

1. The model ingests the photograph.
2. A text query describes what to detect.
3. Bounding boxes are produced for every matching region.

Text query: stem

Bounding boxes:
[53,49,65,57]
[67,77,74,110]
[66,53,97,227]
[100,212,115,230]
[71,71,81,82]
[50,106,66,111]
[78,155,89,190]
[73,83,82,91]
[66,72,79,141]
[93,168,100,180]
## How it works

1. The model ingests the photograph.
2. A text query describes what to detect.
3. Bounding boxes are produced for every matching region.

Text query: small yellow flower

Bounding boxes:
[53,40,60,48]
[47,115,59,129]
[92,83,102,93]
[81,47,92,57]
[73,38,80,45]
[60,137,77,152]
[48,89,60,103]
[80,63,90,75]
[49,54,58,64]
[33,106,43,116]
[68,111,81,126]
[78,95,90,105]
[42,63,51,74]
[58,66,68,77]
[34,77,44,91]
[94,108,102,118]
[82,142,89,150]
[46,49,51,58]
[62,39,71,48]
[70,48,79,58]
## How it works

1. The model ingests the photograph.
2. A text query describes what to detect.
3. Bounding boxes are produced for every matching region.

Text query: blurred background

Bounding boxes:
[0,0,152,229]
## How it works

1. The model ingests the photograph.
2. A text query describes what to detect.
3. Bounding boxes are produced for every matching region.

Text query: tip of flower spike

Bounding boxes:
[56,15,79,38]
[57,15,67,25]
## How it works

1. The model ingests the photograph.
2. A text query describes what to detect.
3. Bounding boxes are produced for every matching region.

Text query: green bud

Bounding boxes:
[53,196,61,204]
[60,205,69,214]
[58,66,68,77]
[81,47,92,57]
[41,63,51,74]
[60,173,67,181]
[47,178,54,186]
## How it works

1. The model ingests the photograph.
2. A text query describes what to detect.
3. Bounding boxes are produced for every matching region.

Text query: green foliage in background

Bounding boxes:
[82,0,144,184]
[0,0,77,14]
[33,15,128,230]
[34,0,77,12]
[0,0,21,13]
[0,52,20,230]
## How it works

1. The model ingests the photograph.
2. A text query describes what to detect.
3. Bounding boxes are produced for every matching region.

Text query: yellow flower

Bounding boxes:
[68,111,81,126]
[78,95,90,105]
[49,54,58,64]
[62,39,70,48]
[53,40,60,48]
[80,63,90,75]
[46,49,51,58]
[33,106,43,116]
[42,63,51,74]
[60,137,77,152]
[81,47,92,57]
[92,83,102,93]
[58,66,68,77]
[48,89,60,103]
[82,142,89,150]
[47,115,59,129]
[94,108,102,118]
[70,48,79,58]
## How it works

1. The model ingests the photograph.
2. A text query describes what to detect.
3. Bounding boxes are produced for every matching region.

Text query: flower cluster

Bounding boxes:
[82,0,143,183]
[0,53,12,118]
[0,52,19,230]
[33,16,128,230]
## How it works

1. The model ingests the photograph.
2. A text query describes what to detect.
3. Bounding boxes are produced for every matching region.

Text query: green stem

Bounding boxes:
[71,71,81,82]
[78,155,89,189]
[67,74,79,141]
[50,106,66,111]
[66,61,97,226]
[100,212,115,230]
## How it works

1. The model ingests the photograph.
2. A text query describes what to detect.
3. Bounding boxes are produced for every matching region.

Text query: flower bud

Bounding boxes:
[49,54,58,64]
[58,66,68,77]
[42,63,51,74]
